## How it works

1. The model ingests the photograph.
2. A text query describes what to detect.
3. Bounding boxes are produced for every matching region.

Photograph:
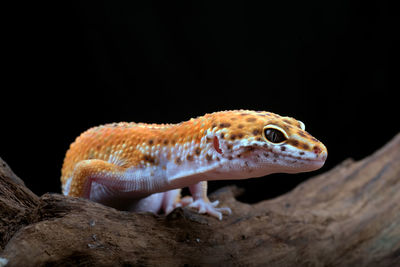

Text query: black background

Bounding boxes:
[2,1,397,203]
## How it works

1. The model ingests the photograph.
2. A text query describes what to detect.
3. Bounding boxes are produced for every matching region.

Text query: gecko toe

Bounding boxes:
[211,200,219,207]
[188,199,231,220]
[218,207,232,215]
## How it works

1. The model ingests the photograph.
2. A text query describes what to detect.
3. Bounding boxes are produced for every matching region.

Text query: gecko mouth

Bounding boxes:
[294,154,327,170]
[285,153,327,165]
[258,146,327,171]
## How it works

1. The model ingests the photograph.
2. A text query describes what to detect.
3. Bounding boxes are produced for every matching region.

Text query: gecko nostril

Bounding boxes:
[313,145,322,155]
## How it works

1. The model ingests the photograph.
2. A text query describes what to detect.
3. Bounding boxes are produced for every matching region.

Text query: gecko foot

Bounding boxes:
[188,199,232,220]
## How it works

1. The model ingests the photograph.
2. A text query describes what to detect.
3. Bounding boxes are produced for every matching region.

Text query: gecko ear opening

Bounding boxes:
[213,136,223,154]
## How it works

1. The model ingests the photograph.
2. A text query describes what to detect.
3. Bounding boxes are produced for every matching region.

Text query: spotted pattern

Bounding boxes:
[61,110,327,196]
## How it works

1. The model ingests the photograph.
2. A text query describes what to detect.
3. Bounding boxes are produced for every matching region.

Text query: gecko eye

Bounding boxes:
[263,126,288,144]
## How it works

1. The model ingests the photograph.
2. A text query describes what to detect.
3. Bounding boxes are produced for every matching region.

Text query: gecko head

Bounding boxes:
[210,110,327,178]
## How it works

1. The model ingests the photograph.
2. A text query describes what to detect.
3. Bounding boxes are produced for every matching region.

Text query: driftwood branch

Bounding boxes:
[1,133,400,266]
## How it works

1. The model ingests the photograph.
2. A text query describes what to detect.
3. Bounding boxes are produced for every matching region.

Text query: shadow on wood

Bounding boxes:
[1,133,400,266]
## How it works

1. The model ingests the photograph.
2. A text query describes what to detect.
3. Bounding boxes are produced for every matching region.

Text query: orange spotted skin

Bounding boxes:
[61,110,327,219]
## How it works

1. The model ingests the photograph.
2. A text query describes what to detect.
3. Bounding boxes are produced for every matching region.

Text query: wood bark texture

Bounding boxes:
[1,133,400,267]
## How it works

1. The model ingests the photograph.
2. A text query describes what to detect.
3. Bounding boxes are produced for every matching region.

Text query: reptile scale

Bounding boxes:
[61,110,327,220]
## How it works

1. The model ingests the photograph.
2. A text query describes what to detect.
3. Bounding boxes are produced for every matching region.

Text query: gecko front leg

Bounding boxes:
[184,181,232,220]
[68,159,128,198]
[67,159,163,210]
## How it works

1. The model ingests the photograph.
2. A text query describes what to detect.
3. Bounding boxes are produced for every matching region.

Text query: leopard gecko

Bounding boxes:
[61,110,327,220]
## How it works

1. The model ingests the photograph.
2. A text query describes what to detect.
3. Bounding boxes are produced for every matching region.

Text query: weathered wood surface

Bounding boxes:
[1,133,399,267]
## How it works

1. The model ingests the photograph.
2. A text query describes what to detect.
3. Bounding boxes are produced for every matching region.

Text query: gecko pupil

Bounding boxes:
[264,128,286,143]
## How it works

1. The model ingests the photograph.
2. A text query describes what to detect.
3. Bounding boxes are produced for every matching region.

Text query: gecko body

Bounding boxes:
[61,110,327,219]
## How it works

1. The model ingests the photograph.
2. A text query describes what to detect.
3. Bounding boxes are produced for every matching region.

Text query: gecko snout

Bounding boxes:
[313,143,328,162]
